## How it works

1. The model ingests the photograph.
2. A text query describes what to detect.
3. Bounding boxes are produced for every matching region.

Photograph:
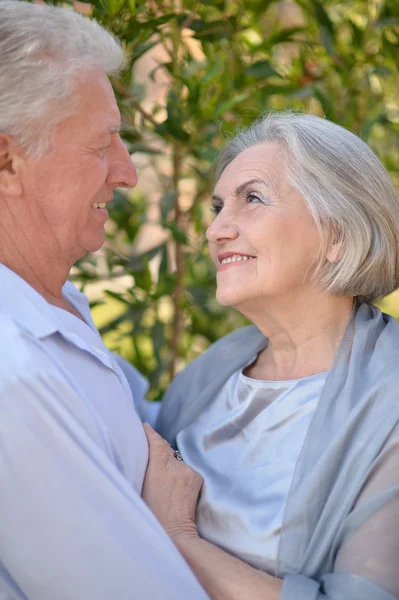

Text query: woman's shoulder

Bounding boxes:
[175,325,266,383]
[156,326,267,442]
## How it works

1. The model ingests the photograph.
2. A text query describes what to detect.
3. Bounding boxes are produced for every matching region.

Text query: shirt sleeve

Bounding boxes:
[111,353,161,427]
[0,369,208,600]
[281,426,399,600]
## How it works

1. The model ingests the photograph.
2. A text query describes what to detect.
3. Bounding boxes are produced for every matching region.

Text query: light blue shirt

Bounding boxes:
[0,265,208,600]
[178,366,326,575]
[157,308,399,600]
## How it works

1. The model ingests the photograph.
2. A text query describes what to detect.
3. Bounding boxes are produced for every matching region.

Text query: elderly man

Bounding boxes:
[0,2,208,599]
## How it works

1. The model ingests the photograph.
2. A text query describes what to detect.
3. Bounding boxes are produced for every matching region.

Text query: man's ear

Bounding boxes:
[0,134,23,197]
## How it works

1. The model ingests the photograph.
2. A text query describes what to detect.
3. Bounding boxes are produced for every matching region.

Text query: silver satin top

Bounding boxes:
[177,365,327,575]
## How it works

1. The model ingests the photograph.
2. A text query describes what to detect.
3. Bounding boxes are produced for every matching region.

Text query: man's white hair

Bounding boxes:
[216,111,399,303]
[0,0,124,157]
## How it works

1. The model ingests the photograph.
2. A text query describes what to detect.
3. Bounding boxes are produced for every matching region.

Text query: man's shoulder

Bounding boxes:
[0,312,55,390]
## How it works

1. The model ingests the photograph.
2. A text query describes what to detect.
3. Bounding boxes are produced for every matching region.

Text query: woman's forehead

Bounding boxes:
[215,143,285,195]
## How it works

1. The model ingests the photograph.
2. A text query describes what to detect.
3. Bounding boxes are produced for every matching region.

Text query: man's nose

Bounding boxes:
[107,137,138,189]
[206,212,239,244]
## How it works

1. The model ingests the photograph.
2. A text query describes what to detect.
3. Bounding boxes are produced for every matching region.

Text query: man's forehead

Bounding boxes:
[71,71,121,130]
[84,122,121,142]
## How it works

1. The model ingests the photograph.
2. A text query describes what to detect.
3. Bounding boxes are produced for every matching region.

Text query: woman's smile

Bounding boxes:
[217,252,256,271]
[207,142,322,310]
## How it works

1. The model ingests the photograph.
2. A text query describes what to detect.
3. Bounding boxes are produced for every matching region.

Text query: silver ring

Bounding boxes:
[173,449,184,462]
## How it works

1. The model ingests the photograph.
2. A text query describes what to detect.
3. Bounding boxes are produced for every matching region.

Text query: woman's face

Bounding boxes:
[206,142,323,312]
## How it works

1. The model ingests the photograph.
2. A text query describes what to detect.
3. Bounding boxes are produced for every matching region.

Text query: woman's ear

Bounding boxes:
[326,236,344,264]
[0,134,23,197]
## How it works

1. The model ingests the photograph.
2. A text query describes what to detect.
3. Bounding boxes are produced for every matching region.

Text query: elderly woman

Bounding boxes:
[143,112,399,600]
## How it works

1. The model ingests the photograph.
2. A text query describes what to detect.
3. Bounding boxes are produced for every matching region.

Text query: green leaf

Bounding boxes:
[160,190,178,221]
[153,274,176,299]
[124,142,162,155]
[311,0,334,35]
[245,60,281,79]
[164,221,188,244]
[351,22,364,49]
[151,320,165,362]
[99,0,125,17]
[312,85,338,121]
[131,41,157,62]
[123,13,176,37]
[373,18,399,29]
[373,66,393,76]
[267,26,306,46]
[154,89,191,142]
[134,261,153,291]
[180,17,237,42]
[215,92,250,116]
[126,245,164,272]
[149,62,173,83]
[257,84,299,97]
[104,289,131,305]
[360,113,389,140]
[320,26,334,55]
[310,0,335,54]
[159,244,169,275]
[203,57,224,84]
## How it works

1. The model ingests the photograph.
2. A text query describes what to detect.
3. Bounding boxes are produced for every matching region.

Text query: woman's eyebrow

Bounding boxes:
[212,177,274,203]
[235,178,268,195]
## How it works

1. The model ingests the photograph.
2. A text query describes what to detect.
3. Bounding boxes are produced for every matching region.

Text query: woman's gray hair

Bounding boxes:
[216,112,399,302]
[0,0,124,158]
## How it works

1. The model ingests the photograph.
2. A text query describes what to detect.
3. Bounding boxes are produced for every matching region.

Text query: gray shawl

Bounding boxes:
[157,302,399,599]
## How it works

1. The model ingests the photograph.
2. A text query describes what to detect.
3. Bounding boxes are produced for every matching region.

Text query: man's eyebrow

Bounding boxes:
[212,177,273,203]
[95,125,121,139]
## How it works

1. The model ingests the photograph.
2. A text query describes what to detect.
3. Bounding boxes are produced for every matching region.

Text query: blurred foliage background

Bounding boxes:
[42,0,399,399]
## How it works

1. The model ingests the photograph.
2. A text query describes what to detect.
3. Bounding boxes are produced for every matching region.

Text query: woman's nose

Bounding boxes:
[206,213,239,244]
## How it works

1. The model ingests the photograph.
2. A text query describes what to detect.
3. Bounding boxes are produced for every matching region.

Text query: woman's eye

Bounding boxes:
[246,192,263,204]
[211,205,223,215]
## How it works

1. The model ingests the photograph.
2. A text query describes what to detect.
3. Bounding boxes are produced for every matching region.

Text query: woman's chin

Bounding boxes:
[215,289,245,308]
[215,289,232,307]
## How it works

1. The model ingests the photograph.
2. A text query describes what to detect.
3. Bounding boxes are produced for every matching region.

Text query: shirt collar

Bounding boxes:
[0,264,91,339]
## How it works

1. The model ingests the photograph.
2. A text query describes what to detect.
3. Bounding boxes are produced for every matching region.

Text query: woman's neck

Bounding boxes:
[242,293,354,381]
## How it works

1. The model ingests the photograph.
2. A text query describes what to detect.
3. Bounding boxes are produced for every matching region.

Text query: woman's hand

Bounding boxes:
[142,423,203,541]
[142,425,282,600]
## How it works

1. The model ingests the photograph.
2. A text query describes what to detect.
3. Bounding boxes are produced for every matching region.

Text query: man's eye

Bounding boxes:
[97,145,110,157]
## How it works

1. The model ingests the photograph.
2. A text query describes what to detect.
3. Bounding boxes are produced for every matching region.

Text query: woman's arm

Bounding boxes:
[143,424,399,600]
[174,531,282,600]
[142,424,282,600]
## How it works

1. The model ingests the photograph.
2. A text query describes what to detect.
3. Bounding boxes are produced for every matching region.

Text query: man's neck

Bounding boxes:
[0,249,68,297]
[1,253,87,321]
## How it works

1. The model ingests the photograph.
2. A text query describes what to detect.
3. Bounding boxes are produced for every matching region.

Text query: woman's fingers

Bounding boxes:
[143,422,174,469]
[142,425,204,537]
[143,422,169,447]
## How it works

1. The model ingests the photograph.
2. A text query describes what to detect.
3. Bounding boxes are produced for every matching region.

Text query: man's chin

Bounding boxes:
[77,231,107,259]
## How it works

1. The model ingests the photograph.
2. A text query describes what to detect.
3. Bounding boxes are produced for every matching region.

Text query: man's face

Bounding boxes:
[18,70,137,264]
